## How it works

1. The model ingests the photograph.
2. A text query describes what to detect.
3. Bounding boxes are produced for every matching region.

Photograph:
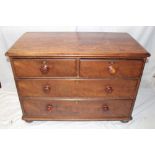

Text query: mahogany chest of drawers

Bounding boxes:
[6,32,150,123]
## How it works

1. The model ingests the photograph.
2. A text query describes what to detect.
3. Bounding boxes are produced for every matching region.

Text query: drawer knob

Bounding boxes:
[43,85,51,93]
[108,65,116,75]
[40,61,49,74]
[105,86,113,94]
[103,105,109,111]
[47,104,53,112]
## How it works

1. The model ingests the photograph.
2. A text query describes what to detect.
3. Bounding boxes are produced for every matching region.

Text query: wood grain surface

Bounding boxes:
[6,32,150,58]
[13,58,77,77]
[17,79,138,98]
[22,98,133,120]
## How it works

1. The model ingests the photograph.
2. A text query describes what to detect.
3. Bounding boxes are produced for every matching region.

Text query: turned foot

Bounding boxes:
[120,116,132,123]
[25,120,33,123]
[120,120,130,123]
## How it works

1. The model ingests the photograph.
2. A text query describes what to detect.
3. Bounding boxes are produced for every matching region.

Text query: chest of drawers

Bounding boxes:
[6,32,150,123]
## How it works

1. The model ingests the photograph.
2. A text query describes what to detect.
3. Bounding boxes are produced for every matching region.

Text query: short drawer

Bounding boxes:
[22,99,133,119]
[13,59,77,77]
[17,79,138,99]
[80,59,143,78]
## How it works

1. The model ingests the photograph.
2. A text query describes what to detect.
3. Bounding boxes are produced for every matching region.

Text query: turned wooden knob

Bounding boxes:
[40,61,49,74]
[105,86,113,94]
[108,65,116,75]
[43,85,51,93]
[47,105,53,112]
[103,105,109,111]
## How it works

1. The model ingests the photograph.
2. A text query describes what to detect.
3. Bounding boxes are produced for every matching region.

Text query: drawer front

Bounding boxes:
[80,59,143,78]
[13,59,77,77]
[22,99,133,119]
[17,79,138,98]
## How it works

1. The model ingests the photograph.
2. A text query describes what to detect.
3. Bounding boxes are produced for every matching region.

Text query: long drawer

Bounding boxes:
[22,99,133,120]
[13,59,77,77]
[17,79,138,98]
[80,59,143,78]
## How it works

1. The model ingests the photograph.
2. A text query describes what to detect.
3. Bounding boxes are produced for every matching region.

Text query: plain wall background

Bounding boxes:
[0,26,155,90]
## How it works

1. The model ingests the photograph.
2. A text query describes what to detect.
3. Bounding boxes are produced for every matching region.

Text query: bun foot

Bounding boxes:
[120,116,132,123]
[25,120,33,123]
[120,120,130,123]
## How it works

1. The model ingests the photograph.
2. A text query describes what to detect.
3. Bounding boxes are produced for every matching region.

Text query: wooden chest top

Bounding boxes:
[6,32,150,58]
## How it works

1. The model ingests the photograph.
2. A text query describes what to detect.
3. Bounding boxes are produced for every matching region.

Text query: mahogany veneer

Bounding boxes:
[6,32,150,123]
[17,79,138,98]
